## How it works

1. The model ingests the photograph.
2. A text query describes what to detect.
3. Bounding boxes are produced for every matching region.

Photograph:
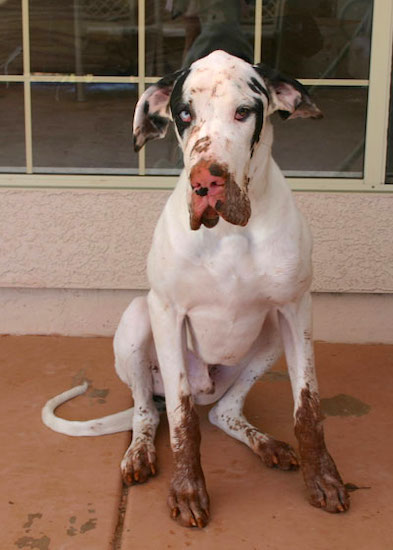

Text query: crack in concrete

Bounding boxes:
[111,483,129,550]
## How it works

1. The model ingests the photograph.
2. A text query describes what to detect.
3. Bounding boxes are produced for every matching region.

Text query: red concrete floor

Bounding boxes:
[1,336,392,550]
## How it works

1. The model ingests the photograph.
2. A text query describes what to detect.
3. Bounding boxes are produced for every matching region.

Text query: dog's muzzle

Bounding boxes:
[189,160,251,230]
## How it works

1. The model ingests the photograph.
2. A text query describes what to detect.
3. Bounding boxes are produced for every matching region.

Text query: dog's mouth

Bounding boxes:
[189,177,251,231]
[191,204,220,230]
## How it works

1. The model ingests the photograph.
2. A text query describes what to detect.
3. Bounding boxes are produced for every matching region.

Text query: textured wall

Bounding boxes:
[1,188,393,293]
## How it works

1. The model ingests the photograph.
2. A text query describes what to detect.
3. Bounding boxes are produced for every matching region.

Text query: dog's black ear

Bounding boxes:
[132,70,186,152]
[253,64,323,120]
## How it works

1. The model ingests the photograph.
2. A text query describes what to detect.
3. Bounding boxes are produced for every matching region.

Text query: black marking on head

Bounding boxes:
[170,69,191,138]
[143,100,149,114]
[250,77,270,103]
[251,97,264,151]
[209,163,224,177]
[248,81,261,95]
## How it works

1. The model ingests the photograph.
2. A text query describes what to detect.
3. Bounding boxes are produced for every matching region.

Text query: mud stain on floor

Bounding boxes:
[66,511,98,537]
[88,388,109,402]
[14,535,50,550]
[262,371,289,382]
[321,394,371,417]
[23,513,43,529]
[66,526,78,537]
[70,370,109,403]
[80,518,97,534]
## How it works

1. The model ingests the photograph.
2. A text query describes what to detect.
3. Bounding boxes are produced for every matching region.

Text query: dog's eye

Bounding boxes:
[178,109,192,123]
[235,107,251,121]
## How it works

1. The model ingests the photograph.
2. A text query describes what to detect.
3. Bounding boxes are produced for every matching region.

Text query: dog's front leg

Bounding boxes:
[148,290,209,528]
[278,293,350,513]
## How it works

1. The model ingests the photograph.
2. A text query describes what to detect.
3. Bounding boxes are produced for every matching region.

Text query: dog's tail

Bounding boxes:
[41,382,134,436]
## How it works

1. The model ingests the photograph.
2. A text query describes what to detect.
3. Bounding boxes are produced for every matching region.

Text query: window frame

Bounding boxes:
[0,0,392,192]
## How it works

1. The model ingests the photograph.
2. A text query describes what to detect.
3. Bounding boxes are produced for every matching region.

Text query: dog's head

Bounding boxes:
[133,50,322,230]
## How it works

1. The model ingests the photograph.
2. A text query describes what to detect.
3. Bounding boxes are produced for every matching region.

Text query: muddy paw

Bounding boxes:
[256,438,299,471]
[307,474,350,513]
[168,475,210,528]
[121,441,157,486]
[302,453,350,513]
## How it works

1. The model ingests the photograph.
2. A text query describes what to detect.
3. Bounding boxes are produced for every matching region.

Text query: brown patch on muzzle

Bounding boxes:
[189,160,251,231]
[214,178,251,227]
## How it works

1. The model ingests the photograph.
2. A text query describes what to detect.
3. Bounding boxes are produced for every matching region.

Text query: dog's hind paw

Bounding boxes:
[121,441,157,485]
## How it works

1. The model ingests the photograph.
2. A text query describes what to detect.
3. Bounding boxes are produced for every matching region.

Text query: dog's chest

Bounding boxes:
[177,232,304,307]
[169,234,297,362]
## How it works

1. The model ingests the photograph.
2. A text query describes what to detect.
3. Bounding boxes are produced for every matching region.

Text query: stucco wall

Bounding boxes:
[1,188,393,292]
[1,188,393,341]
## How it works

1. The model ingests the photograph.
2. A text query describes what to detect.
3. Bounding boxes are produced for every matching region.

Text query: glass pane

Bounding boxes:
[30,0,138,76]
[273,87,367,177]
[146,0,255,77]
[261,0,373,79]
[31,83,138,173]
[146,124,183,175]
[386,55,393,184]
[0,0,23,75]
[0,83,25,171]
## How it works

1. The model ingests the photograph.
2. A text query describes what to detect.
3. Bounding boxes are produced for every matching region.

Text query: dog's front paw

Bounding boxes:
[256,437,299,471]
[302,451,350,513]
[168,471,210,528]
[121,441,157,485]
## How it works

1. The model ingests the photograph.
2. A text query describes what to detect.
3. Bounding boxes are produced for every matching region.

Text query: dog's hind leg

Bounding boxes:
[208,312,299,471]
[114,296,161,485]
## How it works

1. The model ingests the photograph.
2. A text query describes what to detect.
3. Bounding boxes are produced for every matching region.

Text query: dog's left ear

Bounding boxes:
[253,64,323,120]
[133,70,186,152]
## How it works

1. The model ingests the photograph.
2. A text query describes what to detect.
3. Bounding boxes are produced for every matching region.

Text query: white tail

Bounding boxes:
[41,382,134,436]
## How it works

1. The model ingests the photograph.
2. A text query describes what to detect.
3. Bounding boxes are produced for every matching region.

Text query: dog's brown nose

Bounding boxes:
[190,160,226,195]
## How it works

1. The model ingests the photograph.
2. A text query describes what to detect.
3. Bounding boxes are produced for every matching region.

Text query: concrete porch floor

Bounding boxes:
[1,336,392,550]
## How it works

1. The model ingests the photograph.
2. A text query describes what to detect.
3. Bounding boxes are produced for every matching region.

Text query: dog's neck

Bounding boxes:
[246,119,287,215]
[248,118,274,185]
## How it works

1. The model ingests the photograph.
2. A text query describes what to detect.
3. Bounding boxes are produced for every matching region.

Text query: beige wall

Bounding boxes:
[1,188,393,341]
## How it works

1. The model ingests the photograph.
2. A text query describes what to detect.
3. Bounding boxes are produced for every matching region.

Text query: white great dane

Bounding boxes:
[42,50,349,528]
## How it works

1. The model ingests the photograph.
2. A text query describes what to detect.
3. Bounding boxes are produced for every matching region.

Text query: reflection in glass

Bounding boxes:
[0,0,23,75]
[261,0,373,79]
[30,0,138,76]
[0,83,25,171]
[146,124,184,175]
[273,87,368,176]
[31,83,138,173]
[146,0,255,76]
